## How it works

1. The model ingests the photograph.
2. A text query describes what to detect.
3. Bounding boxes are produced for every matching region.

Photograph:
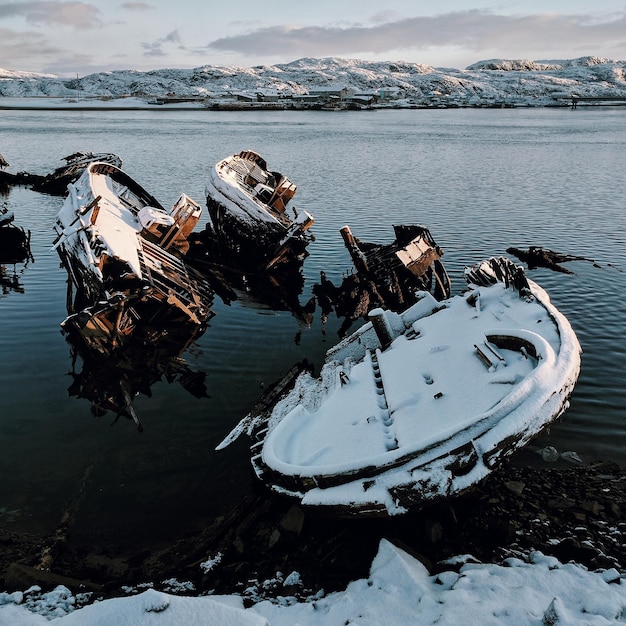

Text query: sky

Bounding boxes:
[1,1,626,76]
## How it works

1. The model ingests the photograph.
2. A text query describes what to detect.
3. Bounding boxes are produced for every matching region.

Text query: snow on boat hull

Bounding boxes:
[53,161,214,355]
[205,150,314,270]
[230,257,581,516]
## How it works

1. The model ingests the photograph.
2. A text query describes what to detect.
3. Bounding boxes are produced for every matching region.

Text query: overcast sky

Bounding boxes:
[1,0,626,76]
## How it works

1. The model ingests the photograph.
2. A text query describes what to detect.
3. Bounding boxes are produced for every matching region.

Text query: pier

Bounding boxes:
[571,95,626,108]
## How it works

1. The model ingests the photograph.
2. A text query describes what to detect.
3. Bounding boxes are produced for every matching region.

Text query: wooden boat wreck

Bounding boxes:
[0,151,123,195]
[219,257,581,516]
[53,161,214,356]
[341,224,451,304]
[314,224,451,336]
[34,152,123,195]
[205,150,314,270]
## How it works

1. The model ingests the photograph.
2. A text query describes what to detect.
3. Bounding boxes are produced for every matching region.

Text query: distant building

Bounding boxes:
[307,86,351,101]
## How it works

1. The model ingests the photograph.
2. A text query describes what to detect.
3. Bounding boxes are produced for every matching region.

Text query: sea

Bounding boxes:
[0,106,625,555]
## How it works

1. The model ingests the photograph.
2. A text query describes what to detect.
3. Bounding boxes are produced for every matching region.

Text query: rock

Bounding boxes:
[551,538,599,565]
[279,505,305,534]
[3,562,102,592]
[580,500,602,515]
[543,596,570,625]
[539,446,560,462]
[504,480,526,495]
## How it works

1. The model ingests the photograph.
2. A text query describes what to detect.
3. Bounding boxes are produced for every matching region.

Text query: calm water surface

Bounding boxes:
[0,107,625,551]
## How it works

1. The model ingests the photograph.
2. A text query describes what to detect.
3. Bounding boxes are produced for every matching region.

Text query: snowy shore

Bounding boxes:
[1,461,625,624]
[2,56,626,109]
[1,540,625,625]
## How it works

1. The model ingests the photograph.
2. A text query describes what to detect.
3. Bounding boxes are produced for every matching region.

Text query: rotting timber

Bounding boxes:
[0,152,123,196]
[53,161,215,359]
[314,224,451,336]
[33,152,123,196]
[506,246,598,274]
[341,224,451,304]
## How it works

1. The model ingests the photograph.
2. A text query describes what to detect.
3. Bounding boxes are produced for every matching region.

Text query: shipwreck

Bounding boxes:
[34,152,123,196]
[219,257,581,516]
[52,161,214,356]
[0,151,123,196]
[313,224,451,336]
[204,150,314,271]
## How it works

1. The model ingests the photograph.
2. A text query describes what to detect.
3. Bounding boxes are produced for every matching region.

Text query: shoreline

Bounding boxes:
[2,460,624,601]
[0,96,575,112]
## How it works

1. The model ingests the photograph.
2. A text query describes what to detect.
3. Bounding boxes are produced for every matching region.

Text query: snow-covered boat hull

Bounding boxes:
[225,258,581,516]
[205,150,314,270]
[53,162,214,355]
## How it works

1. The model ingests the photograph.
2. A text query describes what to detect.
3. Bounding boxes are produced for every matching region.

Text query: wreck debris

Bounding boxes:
[205,150,314,271]
[52,161,214,358]
[313,224,451,336]
[0,205,32,265]
[506,246,597,274]
[36,152,123,196]
[220,257,581,517]
[0,152,123,196]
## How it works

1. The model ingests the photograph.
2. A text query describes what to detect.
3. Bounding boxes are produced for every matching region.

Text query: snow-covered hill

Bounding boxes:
[1,56,626,106]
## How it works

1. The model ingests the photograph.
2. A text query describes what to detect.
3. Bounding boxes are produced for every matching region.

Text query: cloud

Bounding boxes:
[0,26,93,73]
[141,29,182,57]
[0,26,55,64]
[119,2,153,11]
[0,1,101,28]
[207,10,626,62]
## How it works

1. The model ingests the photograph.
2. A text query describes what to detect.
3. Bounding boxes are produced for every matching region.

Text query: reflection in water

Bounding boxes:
[0,265,26,295]
[0,196,33,296]
[64,322,208,432]
[313,224,451,337]
[187,234,315,343]
[0,203,33,265]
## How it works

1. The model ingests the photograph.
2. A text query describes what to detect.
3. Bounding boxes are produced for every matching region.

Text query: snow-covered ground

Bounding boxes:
[1,56,626,108]
[0,539,624,625]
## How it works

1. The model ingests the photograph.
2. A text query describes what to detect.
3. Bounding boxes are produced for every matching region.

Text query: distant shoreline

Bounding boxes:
[2,96,624,112]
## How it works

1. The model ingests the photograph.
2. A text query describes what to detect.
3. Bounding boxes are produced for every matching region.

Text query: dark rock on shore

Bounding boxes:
[2,461,625,602]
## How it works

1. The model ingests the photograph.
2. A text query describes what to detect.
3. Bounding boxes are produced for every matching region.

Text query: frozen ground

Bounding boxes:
[1,538,624,625]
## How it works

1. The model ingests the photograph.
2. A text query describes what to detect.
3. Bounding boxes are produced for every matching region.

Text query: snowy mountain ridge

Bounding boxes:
[1,56,626,106]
